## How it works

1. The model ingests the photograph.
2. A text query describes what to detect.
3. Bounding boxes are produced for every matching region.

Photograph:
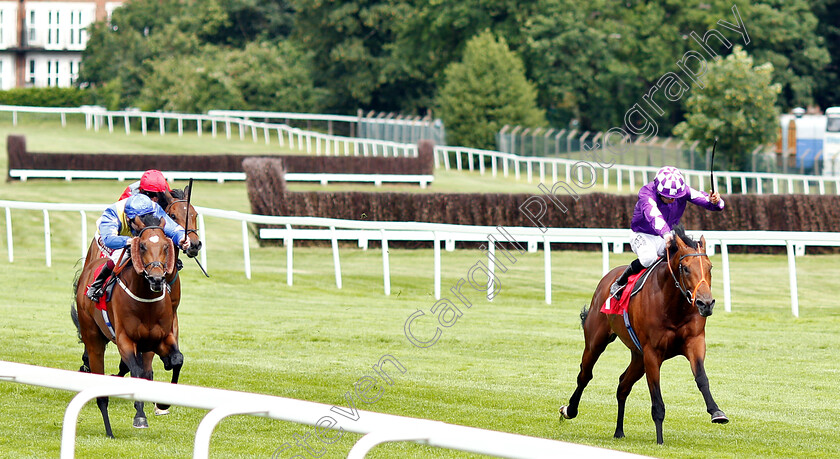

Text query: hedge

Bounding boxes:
[6,135,434,180]
[244,157,840,252]
[0,88,93,107]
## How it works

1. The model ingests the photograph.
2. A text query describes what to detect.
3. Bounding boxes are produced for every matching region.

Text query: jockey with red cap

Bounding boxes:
[85,193,190,302]
[118,169,172,202]
[609,166,724,299]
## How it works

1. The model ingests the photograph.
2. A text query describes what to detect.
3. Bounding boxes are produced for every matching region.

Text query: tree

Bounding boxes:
[673,46,780,171]
[436,31,546,149]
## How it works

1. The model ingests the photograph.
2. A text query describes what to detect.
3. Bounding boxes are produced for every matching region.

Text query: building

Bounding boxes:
[0,0,122,90]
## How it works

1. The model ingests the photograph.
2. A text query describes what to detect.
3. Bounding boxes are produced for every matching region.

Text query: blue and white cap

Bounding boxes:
[124,194,156,220]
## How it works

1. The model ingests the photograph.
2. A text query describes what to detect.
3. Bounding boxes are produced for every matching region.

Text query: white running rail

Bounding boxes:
[3,199,839,317]
[0,361,647,459]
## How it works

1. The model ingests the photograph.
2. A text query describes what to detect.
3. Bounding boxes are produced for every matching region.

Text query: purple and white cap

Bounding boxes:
[653,166,687,199]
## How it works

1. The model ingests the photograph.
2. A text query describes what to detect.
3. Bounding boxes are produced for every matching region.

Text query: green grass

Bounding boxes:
[1,117,839,458]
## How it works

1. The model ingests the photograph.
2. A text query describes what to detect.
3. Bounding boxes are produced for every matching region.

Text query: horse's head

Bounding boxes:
[130,215,175,293]
[668,227,715,317]
[163,187,202,258]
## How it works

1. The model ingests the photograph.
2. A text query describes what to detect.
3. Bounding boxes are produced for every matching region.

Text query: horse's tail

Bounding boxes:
[579,304,590,328]
[71,261,83,343]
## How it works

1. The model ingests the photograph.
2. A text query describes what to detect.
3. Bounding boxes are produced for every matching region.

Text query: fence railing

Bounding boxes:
[497,126,808,175]
[0,105,419,158]
[0,361,642,459]
[8,170,434,187]
[3,199,838,317]
[435,145,840,196]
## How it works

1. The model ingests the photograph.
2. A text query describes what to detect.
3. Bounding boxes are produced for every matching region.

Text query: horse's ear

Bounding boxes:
[159,216,166,228]
[165,238,175,275]
[674,233,687,251]
[130,237,144,275]
[699,235,707,253]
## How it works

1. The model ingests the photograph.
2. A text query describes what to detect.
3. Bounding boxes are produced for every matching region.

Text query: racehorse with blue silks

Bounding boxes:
[559,226,728,445]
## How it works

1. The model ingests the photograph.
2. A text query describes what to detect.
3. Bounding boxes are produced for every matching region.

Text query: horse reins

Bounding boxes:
[666,247,710,309]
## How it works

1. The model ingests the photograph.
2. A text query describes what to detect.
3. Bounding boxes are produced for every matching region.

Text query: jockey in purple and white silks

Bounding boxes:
[609,166,724,298]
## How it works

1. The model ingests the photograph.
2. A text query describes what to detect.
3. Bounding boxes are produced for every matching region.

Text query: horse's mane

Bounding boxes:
[667,225,698,256]
[170,189,186,200]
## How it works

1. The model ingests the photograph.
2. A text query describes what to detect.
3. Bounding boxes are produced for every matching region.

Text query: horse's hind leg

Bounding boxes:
[614,353,645,438]
[560,310,613,420]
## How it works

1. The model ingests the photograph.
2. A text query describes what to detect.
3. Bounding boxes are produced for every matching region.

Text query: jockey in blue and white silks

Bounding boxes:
[610,166,724,298]
[86,194,189,302]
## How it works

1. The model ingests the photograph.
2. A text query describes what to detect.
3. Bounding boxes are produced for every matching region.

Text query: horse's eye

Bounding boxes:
[681,265,689,274]
[169,213,177,219]
[139,242,147,252]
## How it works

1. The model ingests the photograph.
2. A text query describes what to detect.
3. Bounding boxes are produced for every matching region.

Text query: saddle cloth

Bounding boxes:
[88,263,118,311]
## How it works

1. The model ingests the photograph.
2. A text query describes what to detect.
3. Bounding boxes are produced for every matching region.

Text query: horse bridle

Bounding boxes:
[165,199,200,239]
[136,225,169,275]
[666,247,711,309]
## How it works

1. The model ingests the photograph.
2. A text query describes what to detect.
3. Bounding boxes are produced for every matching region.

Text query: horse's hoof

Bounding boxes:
[711,410,729,424]
[614,432,625,439]
[559,406,573,420]
[133,417,149,429]
[154,405,170,416]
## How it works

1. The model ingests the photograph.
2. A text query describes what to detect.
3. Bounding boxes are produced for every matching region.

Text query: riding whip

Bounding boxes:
[710,137,717,194]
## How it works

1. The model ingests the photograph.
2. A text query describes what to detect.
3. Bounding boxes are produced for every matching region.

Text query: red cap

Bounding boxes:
[139,170,171,192]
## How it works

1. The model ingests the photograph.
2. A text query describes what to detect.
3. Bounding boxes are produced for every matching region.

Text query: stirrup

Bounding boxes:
[609,281,624,298]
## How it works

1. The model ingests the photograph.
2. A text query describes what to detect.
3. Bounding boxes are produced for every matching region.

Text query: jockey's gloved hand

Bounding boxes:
[179,238,191,252]
[664,232,675,247]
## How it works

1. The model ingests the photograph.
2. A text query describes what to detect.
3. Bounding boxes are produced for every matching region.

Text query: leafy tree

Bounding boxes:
[290,0,412,113]
[137,41,324,113]
[673,46,780,171]
[436,31,546,149]
[811,0,840,110]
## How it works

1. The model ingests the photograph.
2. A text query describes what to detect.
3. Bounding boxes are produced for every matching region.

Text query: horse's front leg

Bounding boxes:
[643,350,666,444]
[115,334,149,429]
[153,333,183,413]
[686,338,729,424]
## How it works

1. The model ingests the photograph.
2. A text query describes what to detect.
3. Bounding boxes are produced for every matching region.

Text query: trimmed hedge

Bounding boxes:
[0,88,93,107]
[6,135,434,180]
[244,157,840,252]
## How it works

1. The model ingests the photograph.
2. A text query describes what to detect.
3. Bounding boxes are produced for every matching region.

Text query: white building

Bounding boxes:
[0,0,122,89]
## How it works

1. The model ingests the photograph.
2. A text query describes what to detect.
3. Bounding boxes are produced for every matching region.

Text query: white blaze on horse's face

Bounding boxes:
[149,235,160,243]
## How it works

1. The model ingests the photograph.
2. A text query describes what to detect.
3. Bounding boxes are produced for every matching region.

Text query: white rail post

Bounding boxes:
[43,209,51,267]
[5,207,13,262]
[331,226,342,289]
[80,211,87,259]
[198,214,207,270]
[381,230,390,296]
[61,386,131,459]
[720,243,731,313]
[544,238,551,305]
[434,232,441,300]
[193,406,268,459]
[602,239,609,276]
[285,224,293,286]
[786,242,799,317]
[242,220,251,279]
[487,241,495,301]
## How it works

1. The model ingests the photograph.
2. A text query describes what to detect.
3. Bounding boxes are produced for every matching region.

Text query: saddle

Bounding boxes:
[601,257,664,315]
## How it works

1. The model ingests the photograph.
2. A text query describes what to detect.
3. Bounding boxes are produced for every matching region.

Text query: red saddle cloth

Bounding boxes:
[601,269,647,315]
[88,264,110,311]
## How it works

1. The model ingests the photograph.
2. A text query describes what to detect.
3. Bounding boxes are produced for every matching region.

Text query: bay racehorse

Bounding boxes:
[72,213,182,436]
[80,187,202,409]
[559,226,728,444]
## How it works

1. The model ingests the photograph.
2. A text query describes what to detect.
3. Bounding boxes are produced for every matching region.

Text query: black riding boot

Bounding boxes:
[86,264,114,302]
[609,259,644,298]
